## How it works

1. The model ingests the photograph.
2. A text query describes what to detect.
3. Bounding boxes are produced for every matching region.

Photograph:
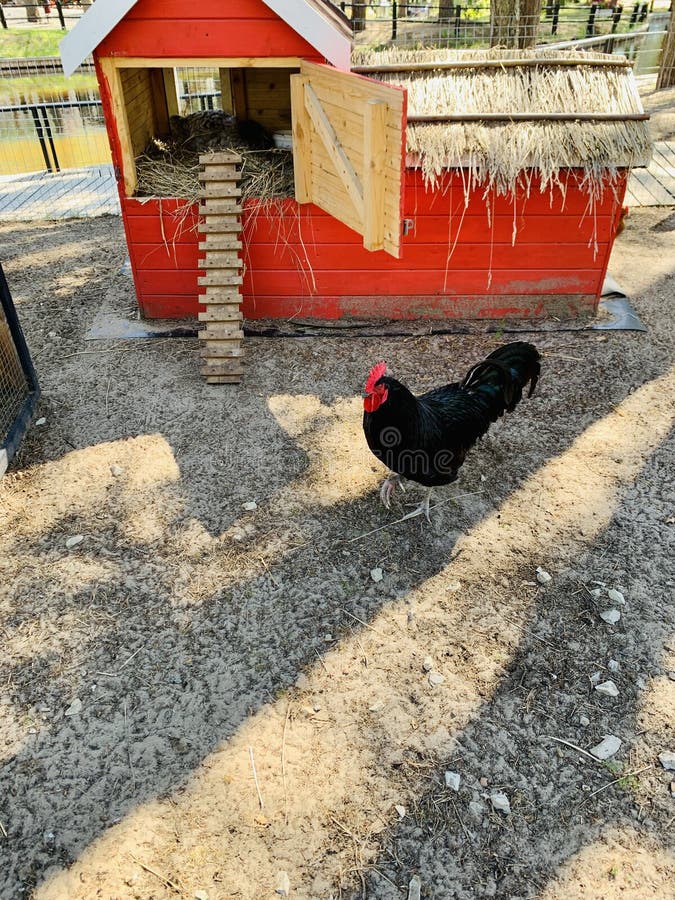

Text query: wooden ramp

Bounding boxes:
[626,141,675,207]
[197,152,244,384]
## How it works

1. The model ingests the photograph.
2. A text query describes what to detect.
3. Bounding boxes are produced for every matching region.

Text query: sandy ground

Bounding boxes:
[0,206,674,899]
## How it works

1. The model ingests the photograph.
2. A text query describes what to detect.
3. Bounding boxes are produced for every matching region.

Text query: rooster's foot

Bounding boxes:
[402,489,433,523]
[380,473,406,509]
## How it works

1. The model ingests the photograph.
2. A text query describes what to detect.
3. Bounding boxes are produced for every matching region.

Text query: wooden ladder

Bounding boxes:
[197,151,245,384]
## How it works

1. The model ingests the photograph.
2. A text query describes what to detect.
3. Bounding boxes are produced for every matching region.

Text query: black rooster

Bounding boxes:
[362,342,541,521]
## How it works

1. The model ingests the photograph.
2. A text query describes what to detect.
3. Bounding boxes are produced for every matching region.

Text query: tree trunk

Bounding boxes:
[656,7,675,90]
[352,1,367,33]
[491,0,541,48]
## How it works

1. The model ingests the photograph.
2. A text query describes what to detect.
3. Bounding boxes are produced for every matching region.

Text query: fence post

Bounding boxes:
[552,3,560,35]
[29,107,53,173]
[628,3,639,27]
[638,2,648,22]
[392,1,397,40]
[0,6,6,30]
[55,1,65,29]
[586,3,598,36]
[39,107,60,172]
[454,4,462,40]
[611,5,623,33]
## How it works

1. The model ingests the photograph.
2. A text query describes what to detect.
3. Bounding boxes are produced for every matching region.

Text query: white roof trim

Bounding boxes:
[60,0,352,76]
[60,0,136,76]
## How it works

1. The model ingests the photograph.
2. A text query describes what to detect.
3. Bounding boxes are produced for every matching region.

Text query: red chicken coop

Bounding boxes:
[60,0,651,322]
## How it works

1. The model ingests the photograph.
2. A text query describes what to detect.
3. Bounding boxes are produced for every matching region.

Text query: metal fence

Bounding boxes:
[0,263,39,478]
[341,1,663,48]
[0,1,89,31]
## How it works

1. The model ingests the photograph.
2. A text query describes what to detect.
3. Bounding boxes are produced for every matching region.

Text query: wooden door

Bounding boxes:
[291,61,407,257]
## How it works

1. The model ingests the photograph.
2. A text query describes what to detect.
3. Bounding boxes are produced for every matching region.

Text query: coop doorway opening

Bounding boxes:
[120,64,297,204]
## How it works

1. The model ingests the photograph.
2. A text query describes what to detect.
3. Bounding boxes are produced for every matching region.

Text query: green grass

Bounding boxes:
[0,28,65,59]
[0,73,98,104]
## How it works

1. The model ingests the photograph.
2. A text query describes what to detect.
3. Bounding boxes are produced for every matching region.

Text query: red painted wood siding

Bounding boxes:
[121,168,627,320]
[98,0,323,61]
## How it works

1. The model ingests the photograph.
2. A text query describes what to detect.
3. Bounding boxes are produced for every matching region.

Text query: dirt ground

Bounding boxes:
[0,205,674,900]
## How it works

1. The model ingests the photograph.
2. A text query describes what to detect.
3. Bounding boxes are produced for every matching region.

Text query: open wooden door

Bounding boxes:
[290,61,407,258]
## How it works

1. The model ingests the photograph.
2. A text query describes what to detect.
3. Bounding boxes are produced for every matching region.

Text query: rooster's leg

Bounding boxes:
[380,473,405,509]
[402,487,433,523]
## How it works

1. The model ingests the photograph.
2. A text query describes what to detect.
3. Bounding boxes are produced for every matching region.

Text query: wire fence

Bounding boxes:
[0,1,90,31]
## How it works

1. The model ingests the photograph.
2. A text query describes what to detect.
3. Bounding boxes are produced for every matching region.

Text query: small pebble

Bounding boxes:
[536,567,552,584]
[589,588,603,599]
[64,698,82,717]
[369,700,384,712]
[35,417,46,426]
[607,588,626,605]
[444,771,461,791]
[323,634,332,642]
[275,871,290,896]
[468,800,485,820]
[65,535,84,549]
[579,715,590,727]
[422,655,433,672]
[195,892,209,900]
[370,567,383,583]
[600,609,621,625]
[595,680,619,697]
[395,804,406,818]
[658,751,675,771]
[447,580,461,592]
[608,659,620,673]
[428,671,445,686]
[242,501,257,511]
[670,781,675,797]
[479,776,489,787]
[490,792,511,814]
[590,735,622,760]
[590,671,602,685]
[667,671,675,682]
[408,875,422,900]
[110,464,124,477]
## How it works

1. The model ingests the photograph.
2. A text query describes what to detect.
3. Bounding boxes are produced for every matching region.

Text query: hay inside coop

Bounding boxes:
[109,63,299,203]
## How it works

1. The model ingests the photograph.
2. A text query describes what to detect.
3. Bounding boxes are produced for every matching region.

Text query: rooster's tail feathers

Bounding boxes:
[461,341,540,414]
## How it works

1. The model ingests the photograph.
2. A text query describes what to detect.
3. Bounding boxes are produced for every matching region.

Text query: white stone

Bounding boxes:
[369,700,384,712]
[370,567,383,583]
[589,735,622,760]
[579,715,590,727]
[608,659,620,673]
[64,698,82,717]
[242,501,257,511]
[395,804,406,818]
[447,580,461,592]
[428,671,445,686]
[275,871,290,896]
[35,417,46,426]
[194,892,209,900]
[490,792,511,814]
[600,609,621,625]
[408,875,422,900]
[468,800,485,820]
[595,680,619,697]
[658,751,675,771]
[110,464,124,477]
[589,588,603,599]
[65,535,84,549]
[536,567,552,584]
[607,588,626,605]
[444,771,461,791]
[422,655,433,672]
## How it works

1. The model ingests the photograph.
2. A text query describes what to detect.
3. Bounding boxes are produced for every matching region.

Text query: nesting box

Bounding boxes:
[60,1,651,321]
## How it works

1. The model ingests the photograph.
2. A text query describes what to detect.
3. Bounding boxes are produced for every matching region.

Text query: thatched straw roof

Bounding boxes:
[352,47,651,195]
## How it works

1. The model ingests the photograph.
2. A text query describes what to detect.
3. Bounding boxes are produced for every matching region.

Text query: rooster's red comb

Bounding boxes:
[365,361,387,393]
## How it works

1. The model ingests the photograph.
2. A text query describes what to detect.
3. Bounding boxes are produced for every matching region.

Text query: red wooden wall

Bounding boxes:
[120,168,627,320]
[98,0,324,61]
